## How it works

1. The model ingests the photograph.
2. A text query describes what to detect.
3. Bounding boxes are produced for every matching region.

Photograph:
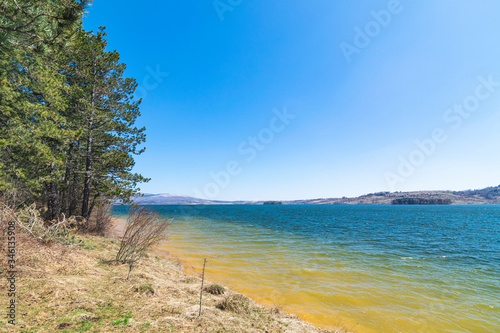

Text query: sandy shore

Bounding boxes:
[0,218,344,332]
[111,216,347,332]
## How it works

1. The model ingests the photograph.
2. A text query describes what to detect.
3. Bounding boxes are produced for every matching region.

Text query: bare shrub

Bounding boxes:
[198,255,224,317]
[88,203,113,236]
[115,207,170,278]
[0,203,75,244]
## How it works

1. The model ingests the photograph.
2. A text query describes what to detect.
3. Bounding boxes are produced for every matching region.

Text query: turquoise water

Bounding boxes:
[112,205,500,332]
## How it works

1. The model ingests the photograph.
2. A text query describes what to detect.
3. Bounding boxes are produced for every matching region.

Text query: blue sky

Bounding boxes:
[83,0,500,201]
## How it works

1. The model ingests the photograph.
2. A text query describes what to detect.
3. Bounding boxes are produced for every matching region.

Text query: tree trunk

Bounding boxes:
[61,142,74,215]
[81,114,93,227]
[68,166,79,217]
[47,161,60,220]
[82,57,97,228]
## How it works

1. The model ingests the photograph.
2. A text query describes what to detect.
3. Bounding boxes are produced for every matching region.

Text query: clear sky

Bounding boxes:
[83,0,500,201]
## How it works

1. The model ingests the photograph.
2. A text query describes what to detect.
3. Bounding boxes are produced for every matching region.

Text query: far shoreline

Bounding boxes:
[121,185,500,205]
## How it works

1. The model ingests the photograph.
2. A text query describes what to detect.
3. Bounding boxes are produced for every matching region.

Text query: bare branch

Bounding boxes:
[116,207,171,278]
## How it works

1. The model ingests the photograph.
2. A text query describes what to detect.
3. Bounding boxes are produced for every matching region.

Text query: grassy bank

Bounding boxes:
[0,229,347,332]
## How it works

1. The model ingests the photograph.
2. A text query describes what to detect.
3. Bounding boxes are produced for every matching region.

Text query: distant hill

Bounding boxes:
[125,193,251,205]
[284,185,500,205]
[119,185,500,205]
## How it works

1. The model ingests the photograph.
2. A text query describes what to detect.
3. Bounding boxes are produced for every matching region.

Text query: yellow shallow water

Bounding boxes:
[115,213,499,333]
[153,235,478,333]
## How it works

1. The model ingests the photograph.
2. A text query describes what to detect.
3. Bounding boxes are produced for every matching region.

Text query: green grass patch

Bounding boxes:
[111,311,133,326]
[79,321,94,331]
[135,284,154,295]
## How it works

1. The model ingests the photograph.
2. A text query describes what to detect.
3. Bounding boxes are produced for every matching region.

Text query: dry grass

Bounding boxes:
[216,294,252,314]
[0,230,347,333]
[205,284,225,296]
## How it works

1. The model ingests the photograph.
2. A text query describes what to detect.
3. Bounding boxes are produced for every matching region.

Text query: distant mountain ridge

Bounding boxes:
[129,193,251,205]
[284,185,500,205]
[122,185,500,205]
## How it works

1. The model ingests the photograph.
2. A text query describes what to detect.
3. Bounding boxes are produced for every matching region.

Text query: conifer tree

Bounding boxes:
[67,28,149,226]
[0,0,90,53]
[1,2,149,224]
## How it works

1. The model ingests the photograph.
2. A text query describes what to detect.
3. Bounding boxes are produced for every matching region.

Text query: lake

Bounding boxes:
[111,204,500,332]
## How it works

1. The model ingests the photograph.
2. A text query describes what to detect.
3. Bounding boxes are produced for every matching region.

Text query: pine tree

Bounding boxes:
[1,2,149,224]
[0,0,90,213]
[0,0,91,53]
[67,28,149,226]
[0,28,77,212]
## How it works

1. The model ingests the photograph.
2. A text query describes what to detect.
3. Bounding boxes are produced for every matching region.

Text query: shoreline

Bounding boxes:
[0,221,341,332]
[111,216,348,332]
